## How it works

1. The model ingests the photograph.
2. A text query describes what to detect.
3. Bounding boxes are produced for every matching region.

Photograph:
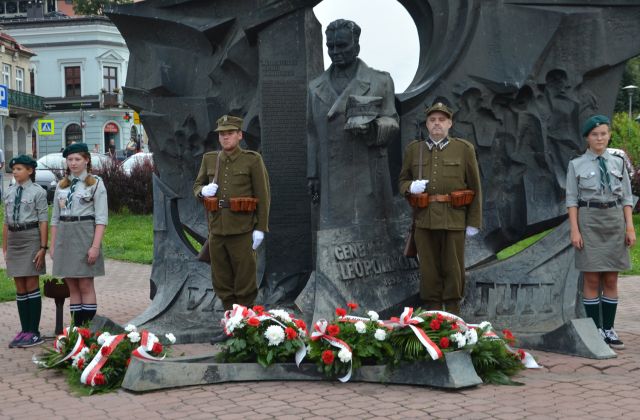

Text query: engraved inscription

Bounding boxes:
[474,281,555,317]
[332,241,419,281]
[187,286,215,312]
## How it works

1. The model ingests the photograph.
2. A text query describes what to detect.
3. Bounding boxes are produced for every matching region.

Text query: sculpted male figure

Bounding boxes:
[398,102,482,315]
[307,19,399,229]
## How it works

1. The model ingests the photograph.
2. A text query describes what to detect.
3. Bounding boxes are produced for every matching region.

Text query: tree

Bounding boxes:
[72,0,132,16]
[614,56,640,115]
[610,112,640,165]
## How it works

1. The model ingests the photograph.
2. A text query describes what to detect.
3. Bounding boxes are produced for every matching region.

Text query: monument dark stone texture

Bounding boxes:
[110,0,640,356]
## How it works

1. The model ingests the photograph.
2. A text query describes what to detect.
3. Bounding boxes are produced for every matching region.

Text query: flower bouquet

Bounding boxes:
[35,324,175,394]
[306,303,395,382]
[216,305,308,368]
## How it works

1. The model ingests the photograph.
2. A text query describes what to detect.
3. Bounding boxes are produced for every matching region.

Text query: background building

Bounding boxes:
[0,31,46,171]
[2,15,137,158]
[0,0,75,19]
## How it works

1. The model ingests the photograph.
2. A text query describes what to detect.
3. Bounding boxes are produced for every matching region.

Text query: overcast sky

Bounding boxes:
[313,0,419,93]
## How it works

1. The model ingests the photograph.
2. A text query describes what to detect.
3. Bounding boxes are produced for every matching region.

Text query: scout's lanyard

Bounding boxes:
[13,186,23,223]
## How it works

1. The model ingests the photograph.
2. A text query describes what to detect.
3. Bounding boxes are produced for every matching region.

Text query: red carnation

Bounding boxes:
[436,313,444,321]
[152,342,163,354]
[451,322,459,331]
[252,305,265,314]
[336,308,347,317]
[78,328,91,339]
[247,317,260,327]
[285,327,298,340]
[93,372,106,385]
[242,307,249,317]
[101,346,111,357]
[294,319,307,331]
[503,329,515,343]
[347,302,358,310]
[322,350,335,365]
[430,319,442,331]
[439,337,450,348]
[77,358,84,370]
[517,349,526,360]
[327,325,340,337]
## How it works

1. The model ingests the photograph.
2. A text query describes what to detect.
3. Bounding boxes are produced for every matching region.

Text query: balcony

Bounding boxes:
[100,90,123,108]
[8,89,46,116]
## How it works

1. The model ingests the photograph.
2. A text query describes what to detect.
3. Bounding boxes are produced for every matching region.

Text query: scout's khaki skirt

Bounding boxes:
[576,205,630,272]
[6,227,46,277]
[52,220,105,278]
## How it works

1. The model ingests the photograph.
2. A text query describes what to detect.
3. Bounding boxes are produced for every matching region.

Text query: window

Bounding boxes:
[16,67,24,92]
[3,64,11,89]
[18,1,27,13]
[64,66,81,97]
[65,124,82,146]
[103,66,118,92]
[29,69,35,94]
[5,2,17,14]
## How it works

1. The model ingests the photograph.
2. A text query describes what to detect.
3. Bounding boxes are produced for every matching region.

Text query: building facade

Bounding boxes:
[0,31,46,171]
[3,16,136,158]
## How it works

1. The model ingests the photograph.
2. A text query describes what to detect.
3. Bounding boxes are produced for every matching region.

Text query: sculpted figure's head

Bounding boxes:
[326,19,361,68]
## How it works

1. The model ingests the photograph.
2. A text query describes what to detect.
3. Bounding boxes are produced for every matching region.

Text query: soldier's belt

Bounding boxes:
[408,190,475,209]
[204,197,259,212]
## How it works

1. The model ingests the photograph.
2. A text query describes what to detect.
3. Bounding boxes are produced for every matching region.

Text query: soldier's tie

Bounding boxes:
[67,177,79,208]
[597,156,610,192]
[13,186,23,224]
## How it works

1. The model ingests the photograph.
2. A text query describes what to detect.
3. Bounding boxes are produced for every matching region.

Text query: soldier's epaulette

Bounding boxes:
[408,139,423,147]
[203,151,219,157]
[242,149,262,157]
[450,137,475,149]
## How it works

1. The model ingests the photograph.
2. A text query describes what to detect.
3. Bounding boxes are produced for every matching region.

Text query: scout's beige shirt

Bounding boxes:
[51,171,109,226]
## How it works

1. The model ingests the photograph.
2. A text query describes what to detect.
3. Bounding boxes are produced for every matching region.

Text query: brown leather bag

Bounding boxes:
[230,197,259,212]
[450,189,475,208]
[408,193,429,208]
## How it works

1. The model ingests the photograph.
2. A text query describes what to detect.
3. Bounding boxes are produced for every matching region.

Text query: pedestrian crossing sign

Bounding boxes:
[38,120,55,135]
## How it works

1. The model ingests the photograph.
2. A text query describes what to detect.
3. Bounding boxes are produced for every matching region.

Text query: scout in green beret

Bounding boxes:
[398,99,482,315]
[3,154,49,347]
[566,114,634,351]
[193,113,271,344]
[51,141,109,327]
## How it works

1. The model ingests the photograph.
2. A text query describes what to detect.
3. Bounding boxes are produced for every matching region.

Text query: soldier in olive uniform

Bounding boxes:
[398,102,482,314]
[193,115,270,343]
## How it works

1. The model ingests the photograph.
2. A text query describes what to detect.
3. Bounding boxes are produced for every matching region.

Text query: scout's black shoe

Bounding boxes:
[604,328,625,350]
[209,332,231,345]
[18,333,45,348]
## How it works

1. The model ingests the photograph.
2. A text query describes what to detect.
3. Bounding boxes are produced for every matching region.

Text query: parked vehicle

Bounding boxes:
[121,152,153,176]
[10,152,110,203]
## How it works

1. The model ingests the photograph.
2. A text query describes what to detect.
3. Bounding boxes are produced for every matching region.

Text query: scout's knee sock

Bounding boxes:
[583,297,601,328]
[601,296,618,331]
[16,292,29,332]
[70,303,82,326]
[26,289,42,335]
[82,304,97,324]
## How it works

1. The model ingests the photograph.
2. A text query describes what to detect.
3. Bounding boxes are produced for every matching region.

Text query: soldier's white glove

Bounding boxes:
[466,226,479,237]
[201,183,218,197]
[252,230,264,250]
[409,180,428,194]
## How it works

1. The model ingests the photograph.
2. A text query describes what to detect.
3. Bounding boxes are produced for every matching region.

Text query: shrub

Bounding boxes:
[93,157,154,214]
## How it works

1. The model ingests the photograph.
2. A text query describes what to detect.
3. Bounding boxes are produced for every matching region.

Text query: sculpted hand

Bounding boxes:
[201,183,218,197]
[409,180,428,194]
[465,226,479,237]
[87,246,100,265]
[252,230,264,250]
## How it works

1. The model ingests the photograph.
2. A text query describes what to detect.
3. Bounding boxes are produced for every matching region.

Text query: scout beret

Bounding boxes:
[9,154,37,169]
[426,101,453,119]
[582,115,610,137]
[215,115,243,132]
[63,142,89,157]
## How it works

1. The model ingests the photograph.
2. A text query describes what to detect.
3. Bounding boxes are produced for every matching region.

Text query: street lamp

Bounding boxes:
[622,85,638,120]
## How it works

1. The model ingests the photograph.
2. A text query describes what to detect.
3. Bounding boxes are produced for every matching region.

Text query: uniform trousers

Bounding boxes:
[414,228,465,306]
[209,231,257,310]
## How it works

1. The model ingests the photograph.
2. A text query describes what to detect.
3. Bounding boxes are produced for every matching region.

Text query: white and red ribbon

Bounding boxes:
[50,327,85,366]
[311,319,353,382]
[132,330,166,361]
[386,307,443,360]
[468,323,540,369]
[80,333,126,386]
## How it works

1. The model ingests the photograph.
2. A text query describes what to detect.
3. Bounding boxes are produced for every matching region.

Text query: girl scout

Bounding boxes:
[2,155,48,348]
[566,114,636,350]
[50,143,108,326]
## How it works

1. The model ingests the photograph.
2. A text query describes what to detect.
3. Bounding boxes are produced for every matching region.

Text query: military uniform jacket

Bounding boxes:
[398,137,482,230]
[193,147,270,236]
[3,180,48,225]
[566,149,633,207]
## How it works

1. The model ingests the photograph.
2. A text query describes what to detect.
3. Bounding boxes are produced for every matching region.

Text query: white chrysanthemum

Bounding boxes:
[264,325,285,346]
[148,332,159,344]
[124,324,137,332]
[165,333,176,344]
[478,321,492,330]
[128,331,141,343]
[465,328,478,345]
[374,328,387,341]
[97,332,111,346]
[355,321,367,334]
[268,309,293,323]
[338,348,352,363]
[451,332,466,348]
[225,318,241,333]
[367,311,380,322]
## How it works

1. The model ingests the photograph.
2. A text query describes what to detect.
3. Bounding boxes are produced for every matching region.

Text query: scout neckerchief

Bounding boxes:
[597,155,610,192]
[67,177,80,208]
[13,186,23,224]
